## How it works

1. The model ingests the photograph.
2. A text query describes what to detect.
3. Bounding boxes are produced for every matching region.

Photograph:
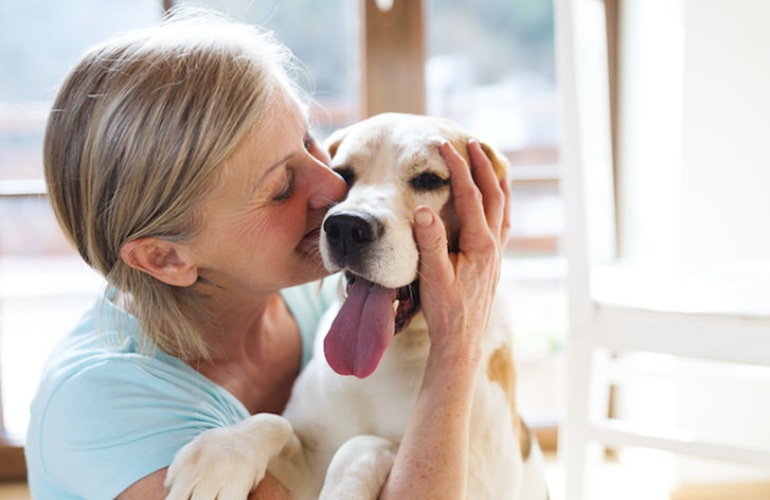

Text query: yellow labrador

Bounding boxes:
[166,113,549,500]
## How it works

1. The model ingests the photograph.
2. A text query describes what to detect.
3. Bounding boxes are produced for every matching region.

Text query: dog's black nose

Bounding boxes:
[323,213,381,260]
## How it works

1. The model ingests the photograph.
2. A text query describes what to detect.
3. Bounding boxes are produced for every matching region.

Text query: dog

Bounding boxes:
[165,112,549,499]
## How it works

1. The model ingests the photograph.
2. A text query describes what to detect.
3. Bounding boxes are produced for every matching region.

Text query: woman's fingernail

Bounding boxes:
[415,209,433,227]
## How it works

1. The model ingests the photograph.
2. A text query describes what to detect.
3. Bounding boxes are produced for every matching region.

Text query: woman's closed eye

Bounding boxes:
[272,168,296,202]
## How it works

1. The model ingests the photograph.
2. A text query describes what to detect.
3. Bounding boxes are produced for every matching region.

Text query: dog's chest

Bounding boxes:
[338,325,429,436]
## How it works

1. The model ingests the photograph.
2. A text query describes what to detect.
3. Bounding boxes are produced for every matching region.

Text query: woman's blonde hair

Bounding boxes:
[44,9,305,360]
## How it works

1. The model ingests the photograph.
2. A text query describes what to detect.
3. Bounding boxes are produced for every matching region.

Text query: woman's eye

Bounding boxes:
[273,170,296,202]
[410,172,449,192]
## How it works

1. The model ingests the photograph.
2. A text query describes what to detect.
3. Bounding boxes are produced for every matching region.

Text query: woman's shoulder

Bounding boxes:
[26,354,245,500]
[30,293,247,433]
[26,295,250,499]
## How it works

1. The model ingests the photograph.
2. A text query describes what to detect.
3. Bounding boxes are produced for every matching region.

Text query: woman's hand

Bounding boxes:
[412,139,511,363]
[380,140,510,500]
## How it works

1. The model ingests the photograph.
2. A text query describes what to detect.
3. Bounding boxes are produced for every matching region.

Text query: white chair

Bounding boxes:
[555,0,770,498]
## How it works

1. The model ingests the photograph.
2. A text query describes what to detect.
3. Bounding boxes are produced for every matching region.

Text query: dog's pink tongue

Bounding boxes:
[324,278,397,378]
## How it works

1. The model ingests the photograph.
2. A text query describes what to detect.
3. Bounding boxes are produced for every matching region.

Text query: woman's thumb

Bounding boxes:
[413,206,450,278]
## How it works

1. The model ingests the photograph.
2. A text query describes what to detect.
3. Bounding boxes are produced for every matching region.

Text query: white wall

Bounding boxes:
[675,0,770,486]
[681,0,770,262]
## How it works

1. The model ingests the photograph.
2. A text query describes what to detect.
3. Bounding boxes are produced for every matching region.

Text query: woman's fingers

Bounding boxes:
[499,167,512,245]
[438,140,507,250]
[466,140,506,238]
[438,142,487,249]
[413,206,453,288]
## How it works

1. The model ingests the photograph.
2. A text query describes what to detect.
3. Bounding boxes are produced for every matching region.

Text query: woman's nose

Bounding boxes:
[308,157,347,210]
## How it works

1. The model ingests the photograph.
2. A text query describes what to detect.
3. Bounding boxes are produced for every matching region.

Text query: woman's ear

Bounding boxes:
[119,237,198,287]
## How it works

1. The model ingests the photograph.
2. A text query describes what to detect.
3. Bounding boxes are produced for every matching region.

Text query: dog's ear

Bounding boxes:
[450,138,510,182]
[479,141,510,182]
[324,127,349,160]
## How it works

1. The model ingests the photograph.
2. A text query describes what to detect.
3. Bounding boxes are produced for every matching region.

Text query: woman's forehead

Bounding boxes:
[217,96,306,183]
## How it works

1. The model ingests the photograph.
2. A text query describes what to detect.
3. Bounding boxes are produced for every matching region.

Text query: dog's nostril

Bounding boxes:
[323,213,380,252]
[324,220,342,240]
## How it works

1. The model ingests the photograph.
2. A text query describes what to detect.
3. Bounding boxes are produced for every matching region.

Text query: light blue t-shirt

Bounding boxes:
[25,279,339,500]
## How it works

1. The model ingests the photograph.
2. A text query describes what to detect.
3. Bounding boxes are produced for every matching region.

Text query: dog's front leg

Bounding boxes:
[165,413,293,500]
[319,435,398,500]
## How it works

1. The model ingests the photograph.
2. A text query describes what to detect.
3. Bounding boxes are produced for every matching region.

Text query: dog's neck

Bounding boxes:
[389,312,431,358]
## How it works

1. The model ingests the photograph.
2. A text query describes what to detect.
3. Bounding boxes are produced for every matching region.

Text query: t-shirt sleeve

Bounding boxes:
[34,358,247,500]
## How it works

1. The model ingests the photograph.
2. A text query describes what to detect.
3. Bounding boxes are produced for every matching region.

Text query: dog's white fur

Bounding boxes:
[166,113,549,499]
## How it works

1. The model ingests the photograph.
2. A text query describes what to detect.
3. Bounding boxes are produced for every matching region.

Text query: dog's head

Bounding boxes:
[320,112,508,378]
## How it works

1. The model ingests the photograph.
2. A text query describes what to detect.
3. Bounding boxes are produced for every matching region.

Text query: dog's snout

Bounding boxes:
[323,213,382,260]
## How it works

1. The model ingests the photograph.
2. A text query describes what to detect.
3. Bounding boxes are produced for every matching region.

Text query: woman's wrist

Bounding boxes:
[427,320,484,367]
[429,341,482,370]
[424,337,483,403]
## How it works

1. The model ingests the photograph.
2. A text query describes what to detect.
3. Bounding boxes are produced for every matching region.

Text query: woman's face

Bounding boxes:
[183,93,347,296]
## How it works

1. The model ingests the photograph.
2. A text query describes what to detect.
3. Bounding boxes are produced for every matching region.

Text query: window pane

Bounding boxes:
[0,0,163,180]
[426,0,561,256]
[426,0,557,159]
[174,0,360,136]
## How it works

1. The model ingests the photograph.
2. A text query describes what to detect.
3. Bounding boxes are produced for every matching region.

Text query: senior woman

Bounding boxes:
[25,10,510,500]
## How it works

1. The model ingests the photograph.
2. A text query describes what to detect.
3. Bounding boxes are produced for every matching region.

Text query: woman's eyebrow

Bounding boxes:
[250,151,295,195]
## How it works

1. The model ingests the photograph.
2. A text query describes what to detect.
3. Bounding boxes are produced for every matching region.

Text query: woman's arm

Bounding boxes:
[380,140,510,499]
[116,468,295,499]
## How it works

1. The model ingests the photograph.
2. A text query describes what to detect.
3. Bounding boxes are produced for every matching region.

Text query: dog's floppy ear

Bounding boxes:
[325,126,349,160]
[450,138,510,182]
[479,141,510,182]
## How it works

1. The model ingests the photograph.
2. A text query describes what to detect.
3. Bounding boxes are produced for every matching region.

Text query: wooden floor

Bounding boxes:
[0,483,28,500]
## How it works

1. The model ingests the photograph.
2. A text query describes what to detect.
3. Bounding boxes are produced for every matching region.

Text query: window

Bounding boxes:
[173,0,360,135]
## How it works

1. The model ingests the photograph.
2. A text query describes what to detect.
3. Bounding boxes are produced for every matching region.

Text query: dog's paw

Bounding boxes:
[319,435,398,500]
[165,413,293,500]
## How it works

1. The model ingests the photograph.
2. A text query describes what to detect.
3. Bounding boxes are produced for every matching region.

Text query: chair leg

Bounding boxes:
[561,336,611,500]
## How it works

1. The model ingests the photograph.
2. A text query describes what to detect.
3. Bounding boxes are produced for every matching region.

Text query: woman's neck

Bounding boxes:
[191,292,302,414]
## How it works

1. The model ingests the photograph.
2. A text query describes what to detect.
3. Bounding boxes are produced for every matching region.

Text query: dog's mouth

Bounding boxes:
[323,271,421,379]
[345,272,421,332]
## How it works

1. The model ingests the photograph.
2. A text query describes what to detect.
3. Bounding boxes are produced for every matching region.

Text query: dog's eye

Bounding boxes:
[410,172,449,192]
[335,167,356,186]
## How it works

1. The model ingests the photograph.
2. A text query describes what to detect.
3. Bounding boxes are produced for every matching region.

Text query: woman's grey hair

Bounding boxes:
[44,8,307,360]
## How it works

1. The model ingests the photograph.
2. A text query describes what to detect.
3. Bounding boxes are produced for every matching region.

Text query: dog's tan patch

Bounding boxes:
[449,138,509,182]
[480,142,509,181]
[487,344,531,459]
